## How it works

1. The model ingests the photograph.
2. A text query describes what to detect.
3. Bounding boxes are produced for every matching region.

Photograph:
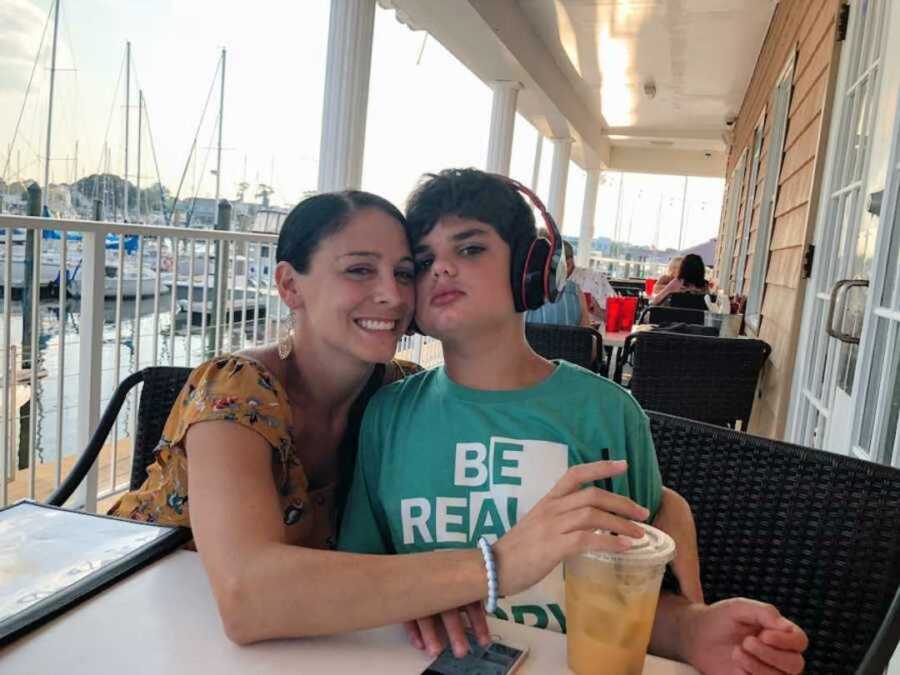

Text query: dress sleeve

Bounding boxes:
[163,356,294,470]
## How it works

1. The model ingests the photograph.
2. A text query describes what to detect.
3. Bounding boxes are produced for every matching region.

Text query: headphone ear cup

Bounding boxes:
[509,235,530,312]
[545,243,567,304]
[521,238,551,311]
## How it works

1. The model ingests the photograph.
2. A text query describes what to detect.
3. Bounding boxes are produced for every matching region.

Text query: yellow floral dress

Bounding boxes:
[108,354,418,550]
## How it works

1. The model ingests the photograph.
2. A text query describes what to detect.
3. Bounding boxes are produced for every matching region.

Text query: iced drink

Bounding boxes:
[565,523,675,675]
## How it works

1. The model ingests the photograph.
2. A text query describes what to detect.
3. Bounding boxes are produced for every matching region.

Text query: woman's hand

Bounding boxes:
[493,460,650,597]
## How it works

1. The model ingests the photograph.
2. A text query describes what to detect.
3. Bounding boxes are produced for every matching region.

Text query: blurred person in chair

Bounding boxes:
[651,254,711,307]
[524,240,589,326]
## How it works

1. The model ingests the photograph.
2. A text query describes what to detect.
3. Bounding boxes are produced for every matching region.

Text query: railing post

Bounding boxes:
[22,184,41,370]
[211,200,231,356]
[72,202,106,512]
[17,185,41,477]
[411,334,424,365]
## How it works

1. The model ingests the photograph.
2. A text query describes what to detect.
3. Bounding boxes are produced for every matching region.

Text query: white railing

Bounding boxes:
[0,212,283,510]
[0,211,437,512]
[587,253,669,280]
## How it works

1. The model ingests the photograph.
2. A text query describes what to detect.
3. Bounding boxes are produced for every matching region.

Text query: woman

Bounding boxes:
[650,255,683,303]
[108,191,649,649]
[651,253,711,306]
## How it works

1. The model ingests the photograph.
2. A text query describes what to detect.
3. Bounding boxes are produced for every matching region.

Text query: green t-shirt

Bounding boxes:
[338,360,662,633]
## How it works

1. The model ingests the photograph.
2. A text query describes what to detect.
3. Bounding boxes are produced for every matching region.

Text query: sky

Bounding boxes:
[0,0,723,250]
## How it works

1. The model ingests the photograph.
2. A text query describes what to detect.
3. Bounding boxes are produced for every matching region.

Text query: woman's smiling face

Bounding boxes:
[281,207,416,365]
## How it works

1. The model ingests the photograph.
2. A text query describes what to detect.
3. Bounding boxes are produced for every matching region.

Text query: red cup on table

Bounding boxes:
[619,297,638,331]
[605,297,622,332]
[644,278,657,296]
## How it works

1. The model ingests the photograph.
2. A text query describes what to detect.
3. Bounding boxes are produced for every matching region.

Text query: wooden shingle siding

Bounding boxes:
[715,0,843,439]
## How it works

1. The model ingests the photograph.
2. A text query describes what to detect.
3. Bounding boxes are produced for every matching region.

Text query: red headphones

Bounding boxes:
[496,176,567,312]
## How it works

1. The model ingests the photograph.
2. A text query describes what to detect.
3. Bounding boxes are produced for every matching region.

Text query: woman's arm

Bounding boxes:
[651,278,684,306]
[186,421,649,644]
[186,420,485,644]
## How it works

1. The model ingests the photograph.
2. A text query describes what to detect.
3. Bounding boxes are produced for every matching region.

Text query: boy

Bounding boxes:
[340,169,806,673]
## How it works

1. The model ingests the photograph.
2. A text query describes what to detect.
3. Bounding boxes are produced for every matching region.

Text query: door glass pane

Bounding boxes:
[859,318,890,451]
[837,341,856,395]
[863,0,885,73]
[836,190,858,275]
[882,329,900,464]
[851,78,872,183]
[809,300,829,397]
[882,169,900,305]
[834,90,856,188]
[814,410,827,448]
[821,193,847,285]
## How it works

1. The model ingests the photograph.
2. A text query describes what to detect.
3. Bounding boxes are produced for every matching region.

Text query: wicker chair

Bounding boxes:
[525,323,604,373]
[608,279,645,297]
[649,411,900,674]
[614,330,770,428]
[48,367,193,506]
[666,291,712,310]
[638,306,707,326]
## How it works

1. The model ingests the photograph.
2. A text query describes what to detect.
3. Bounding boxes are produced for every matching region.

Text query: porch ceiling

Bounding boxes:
[378,0,776,177]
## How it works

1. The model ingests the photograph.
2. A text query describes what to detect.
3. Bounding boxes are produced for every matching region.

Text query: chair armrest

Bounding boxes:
[46,370,145,507]
[856,584,900,674]
[613,334,638,385]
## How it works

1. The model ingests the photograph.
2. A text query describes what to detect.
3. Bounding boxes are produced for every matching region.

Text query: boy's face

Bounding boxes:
[413,216,516,341]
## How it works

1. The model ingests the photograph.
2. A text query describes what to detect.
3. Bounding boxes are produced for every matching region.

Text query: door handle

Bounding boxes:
[826,278,869,344]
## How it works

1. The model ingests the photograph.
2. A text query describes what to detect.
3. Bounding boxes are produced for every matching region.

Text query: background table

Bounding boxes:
[600,324,655,376]
[2,550,700,674]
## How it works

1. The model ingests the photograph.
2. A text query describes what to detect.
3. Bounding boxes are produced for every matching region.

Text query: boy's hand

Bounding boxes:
[653,487,704,603]
[402,601,490,658]
[682,599,807,674]
[493,460,650,597]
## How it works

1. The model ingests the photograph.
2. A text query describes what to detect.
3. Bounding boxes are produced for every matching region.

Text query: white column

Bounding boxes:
[485,81,521,175]
[547,138,572,226]
[577,169,601,267]
[530,135,543,191]
[317,0,376,192]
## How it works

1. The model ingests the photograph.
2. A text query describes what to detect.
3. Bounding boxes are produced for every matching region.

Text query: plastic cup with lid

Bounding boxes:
[564,523,676,675]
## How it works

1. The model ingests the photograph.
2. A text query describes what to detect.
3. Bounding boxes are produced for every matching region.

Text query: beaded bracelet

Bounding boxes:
[477,536,498,613]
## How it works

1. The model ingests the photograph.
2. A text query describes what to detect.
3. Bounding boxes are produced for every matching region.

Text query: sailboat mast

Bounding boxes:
[136,90,143,222]
[123,41,131,222]
[42,0,61,210]
[214,48,226,220]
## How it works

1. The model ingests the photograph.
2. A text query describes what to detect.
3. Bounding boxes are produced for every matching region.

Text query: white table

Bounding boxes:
[600,325,654,378]
[2,550,699,674]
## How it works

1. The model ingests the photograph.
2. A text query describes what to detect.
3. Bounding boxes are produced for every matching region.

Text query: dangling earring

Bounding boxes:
[278,315,295,360]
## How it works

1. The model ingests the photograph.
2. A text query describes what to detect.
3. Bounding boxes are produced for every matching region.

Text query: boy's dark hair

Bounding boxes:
[678,253,708,288]
[405,168,536,248]
[276,191,407,273]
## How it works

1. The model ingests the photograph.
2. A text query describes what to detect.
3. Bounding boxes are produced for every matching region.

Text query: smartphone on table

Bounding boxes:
[420,631,528,675]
